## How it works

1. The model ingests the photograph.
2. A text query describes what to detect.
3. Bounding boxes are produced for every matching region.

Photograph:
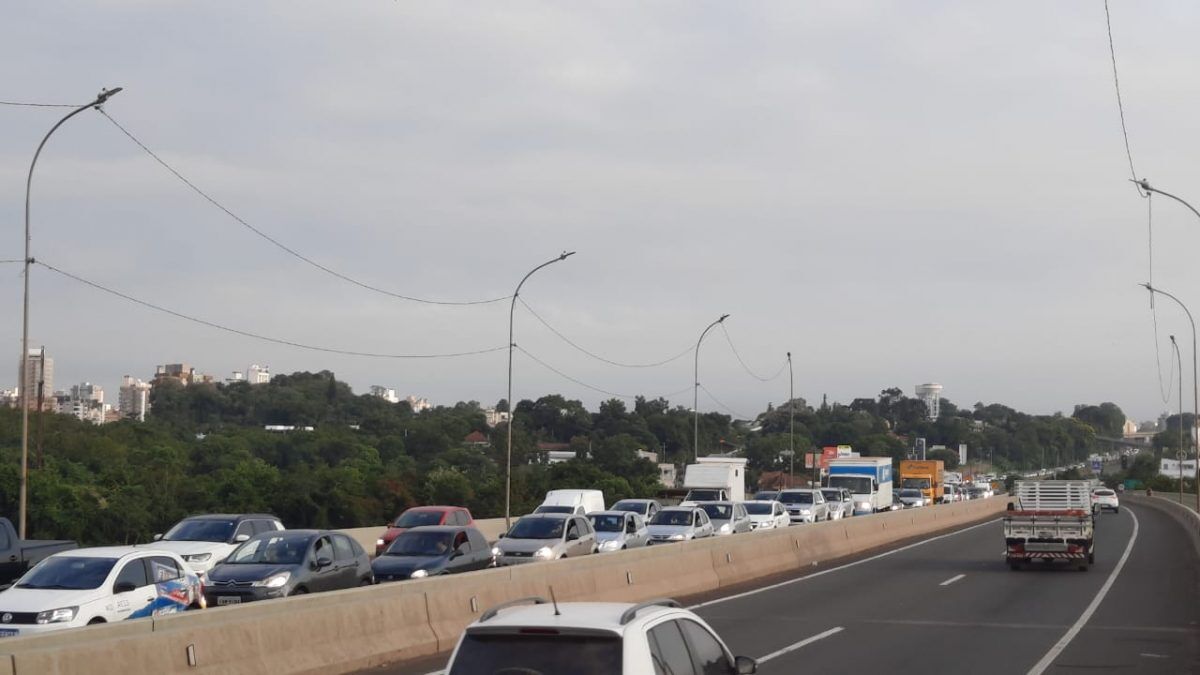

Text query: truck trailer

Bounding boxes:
[1004,480,1094,571]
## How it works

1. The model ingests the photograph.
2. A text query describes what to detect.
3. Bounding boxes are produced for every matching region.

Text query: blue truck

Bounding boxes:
[825,457,894,515]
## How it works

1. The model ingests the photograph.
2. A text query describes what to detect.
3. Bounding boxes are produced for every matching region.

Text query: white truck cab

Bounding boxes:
[533,490,606,516]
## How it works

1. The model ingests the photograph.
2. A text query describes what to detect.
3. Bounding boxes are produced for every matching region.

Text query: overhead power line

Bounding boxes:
[0,259,24,264]
[514,344,692,401]
[1104,0,1147,197]
[518,298,694,368]
[719,324,787,382]
[698,383,751,420]
[98,109,509,306]
[37,260,507,359]
[0,100,81,108]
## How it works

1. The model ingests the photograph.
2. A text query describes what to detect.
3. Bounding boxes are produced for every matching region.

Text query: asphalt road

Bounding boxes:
[373,499,1199,674]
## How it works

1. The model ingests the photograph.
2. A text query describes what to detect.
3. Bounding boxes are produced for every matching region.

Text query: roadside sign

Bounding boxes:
[1091,459,1102,473]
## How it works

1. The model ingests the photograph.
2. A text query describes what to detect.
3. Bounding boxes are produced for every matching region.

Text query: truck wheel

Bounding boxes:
[1008,561,1021,571]
[1078,563,1089,572]
[1088,552,1095,564]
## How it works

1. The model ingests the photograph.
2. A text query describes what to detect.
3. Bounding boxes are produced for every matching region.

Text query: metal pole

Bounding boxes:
[1141,281,1198,512]
[504,251,574,529]
[788,352,794,487]
[18,87,121,539]
[692,314,729,462]
[1173,335,1184,504]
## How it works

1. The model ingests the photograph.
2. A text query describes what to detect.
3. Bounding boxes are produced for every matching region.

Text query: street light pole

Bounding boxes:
[1141,282,1198,511]
[692,314,729,462]
[1172,335,1184,505]
[787,351,794,486]
[18,87,122,539]
[504,251,574,529]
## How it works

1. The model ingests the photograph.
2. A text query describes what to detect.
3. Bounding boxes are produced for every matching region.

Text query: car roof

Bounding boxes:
[519,513,572,521]
[589,511,634,517]
[613,498,654,503]
[58,546,163,559]
[184,513,280,521]
[406,505,465,512]
[471,601,681,634]
[402,525,474,534]
[658,506,697,512]
[253,529,326,538]
[698,501,734,507]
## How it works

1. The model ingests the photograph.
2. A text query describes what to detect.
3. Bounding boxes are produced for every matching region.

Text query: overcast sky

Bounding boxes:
[3,1,1198,423]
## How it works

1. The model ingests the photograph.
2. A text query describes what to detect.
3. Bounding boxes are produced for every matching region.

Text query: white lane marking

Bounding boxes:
[939,574,966,587]
[1026,507,1140,675]
[688,517,1000,610]
[756,627,845,664]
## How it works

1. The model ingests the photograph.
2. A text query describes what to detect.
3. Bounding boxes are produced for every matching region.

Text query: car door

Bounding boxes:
[464,529,490,571]
[145,555,190,614]
[111,556,156,620]
[628,514,648,547]
[330,534,362,588]
[307,536,339,592]
[573,517,594,555]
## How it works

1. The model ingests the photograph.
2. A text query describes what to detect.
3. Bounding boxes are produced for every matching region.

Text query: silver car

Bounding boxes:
[646,507,714,544]
[779,489,829,523]
[492,514,597,565]
[897,488,926,508]
[744,500,790,530]
[609,499,662,522]
[820,488,854,520]
[589,511,649,553]
[699,502,752,536]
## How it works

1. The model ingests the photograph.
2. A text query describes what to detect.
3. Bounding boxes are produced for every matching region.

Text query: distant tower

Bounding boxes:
[915,383,943,421]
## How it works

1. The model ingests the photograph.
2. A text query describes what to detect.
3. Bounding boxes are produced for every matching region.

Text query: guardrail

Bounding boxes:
[0,498,1009,675]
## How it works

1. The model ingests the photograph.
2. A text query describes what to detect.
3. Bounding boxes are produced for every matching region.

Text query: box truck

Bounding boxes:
[899,459,945,505]
[681,456,747,504]
[826,457,893,515]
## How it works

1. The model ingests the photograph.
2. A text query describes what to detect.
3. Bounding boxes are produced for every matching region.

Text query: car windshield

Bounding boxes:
[828,475,873,494]
[901,477,931,489]
[589,515,625,533]
[753,491,778,500]
[610,501,644,514]
[899,489,923,498]
[534,505,576,514]
[226,534,312,565]
[16,556,117,590]
[820,490,842,502]
[508,518,564,539]
[651,510,693,526]
[700,504,732,520]
[387,531,454,556]
[448,633,621,675]
[744,502,774,515]
[686,489,722,501]
[395,510,445,528]
[163,518,235,543]
[779,492,813,504]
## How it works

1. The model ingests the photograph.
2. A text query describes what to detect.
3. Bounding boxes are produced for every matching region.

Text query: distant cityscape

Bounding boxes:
[0,346,495,426]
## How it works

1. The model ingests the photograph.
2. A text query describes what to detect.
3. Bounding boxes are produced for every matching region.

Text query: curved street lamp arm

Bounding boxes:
[1134,179,1200,223]
[692,314,730,461]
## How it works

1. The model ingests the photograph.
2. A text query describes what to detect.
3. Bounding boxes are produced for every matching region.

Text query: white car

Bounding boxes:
[646,507,714,544]
[819,488,855,520]
[897,489,926,508]
[146,513,284,580]
[743,500,790,530]
[1092,488,1119,513]
[589,511,650,552]
[0,547,203,637]
[444,598,758,674]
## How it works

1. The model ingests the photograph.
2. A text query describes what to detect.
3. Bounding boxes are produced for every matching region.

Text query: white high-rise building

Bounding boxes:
[16,347,53,411]
[370,386,399,403]
[406,395,431,413]
[915,383,943,421]
[119,375,152,422]
[247,364,270,385]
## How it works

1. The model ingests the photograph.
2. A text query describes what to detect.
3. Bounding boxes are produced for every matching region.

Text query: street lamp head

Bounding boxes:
[558,251,576,261]
[1131,178,1152,192]
[718,313,730,322]
[95,87,123,105]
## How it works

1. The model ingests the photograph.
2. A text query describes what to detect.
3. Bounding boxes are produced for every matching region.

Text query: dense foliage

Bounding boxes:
[0,372,1130,545]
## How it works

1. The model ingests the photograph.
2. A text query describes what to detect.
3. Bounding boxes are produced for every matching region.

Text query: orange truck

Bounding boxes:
[898,460,944,505]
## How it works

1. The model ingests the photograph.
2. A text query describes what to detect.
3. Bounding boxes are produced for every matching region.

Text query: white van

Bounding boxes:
[534,489,606,516]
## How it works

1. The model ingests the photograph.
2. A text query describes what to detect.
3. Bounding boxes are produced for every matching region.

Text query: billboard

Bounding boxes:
[1159,458,1198,478]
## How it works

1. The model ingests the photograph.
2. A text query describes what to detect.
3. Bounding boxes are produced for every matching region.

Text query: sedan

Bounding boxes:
[778,489,829,523]
[375,506,473,556]
[372,526,493,582]
[646,507,714,544]
[820,488,855,520]
[1092,488,1119,513]
[0,547,202,636]
[608,499,662,522]
[204,530,372,606]
[589,511,649,552]
[492,514,597,565]
[698,502,752,536]
[897,488,926,508]
[743,500,790,530]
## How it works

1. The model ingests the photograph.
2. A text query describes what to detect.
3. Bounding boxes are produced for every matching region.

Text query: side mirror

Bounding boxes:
[735,655,758,674]
[151,533,163,542]
[114,581,138,594]
[234,534,250,543]
[314,554,333,569]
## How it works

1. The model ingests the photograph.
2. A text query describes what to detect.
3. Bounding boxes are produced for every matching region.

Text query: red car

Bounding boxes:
[376,506,474,556]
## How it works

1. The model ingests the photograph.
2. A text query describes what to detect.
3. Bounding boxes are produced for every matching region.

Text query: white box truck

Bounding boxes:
[825,457,893,515]
[681,456,747,504]
[534,489,606,515]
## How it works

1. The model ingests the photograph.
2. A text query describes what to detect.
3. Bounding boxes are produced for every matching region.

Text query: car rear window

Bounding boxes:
[449,633,621,675]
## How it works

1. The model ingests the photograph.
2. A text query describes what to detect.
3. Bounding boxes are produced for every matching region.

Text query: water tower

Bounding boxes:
[915,383,943,421]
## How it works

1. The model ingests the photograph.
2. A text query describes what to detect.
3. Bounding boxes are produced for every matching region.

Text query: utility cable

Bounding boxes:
[1105,0,1148,198]
[514,344,692,401]
[97,109,509,306]
[719,324,787,382]
[1144,195,1172,405]
[698,383,751,420]
[37,261,507,359]
[518,298,694,368]
[0,259,24,264]
[0,100,81,108]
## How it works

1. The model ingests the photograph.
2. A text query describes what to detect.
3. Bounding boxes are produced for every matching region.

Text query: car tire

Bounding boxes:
[1088,552,1095,564]
[290,587,309,596]
[88,617,106,625]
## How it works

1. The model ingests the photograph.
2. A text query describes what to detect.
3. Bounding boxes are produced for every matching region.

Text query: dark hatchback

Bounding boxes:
[204,530,372,607]
[372,526,493,582]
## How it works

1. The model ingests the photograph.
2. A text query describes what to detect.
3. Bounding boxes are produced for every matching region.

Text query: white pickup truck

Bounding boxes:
[1004,481,1094,572]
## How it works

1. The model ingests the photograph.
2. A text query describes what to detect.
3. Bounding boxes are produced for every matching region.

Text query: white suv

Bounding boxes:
[445,598,757,674]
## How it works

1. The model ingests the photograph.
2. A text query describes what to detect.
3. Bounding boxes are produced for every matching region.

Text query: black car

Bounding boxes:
[372,526,493,582]
[204,529,372,607]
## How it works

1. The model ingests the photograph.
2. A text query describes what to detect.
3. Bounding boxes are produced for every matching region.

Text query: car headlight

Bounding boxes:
[375,539,385,547]
[857,501,871,510]
[182,553,212,563]
[598,540,622,551]
[533,547,554,559]
[668,534,685,541]
[491,546,503,557]
[36,606,77,624]
[718,524,731,534]
[410,569,428,579]
[252,572,291,588]
[799,509,811,515]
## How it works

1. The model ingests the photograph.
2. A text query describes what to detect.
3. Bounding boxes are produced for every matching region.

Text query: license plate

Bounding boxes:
[0,629,18,638]
[217,596,241,606]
